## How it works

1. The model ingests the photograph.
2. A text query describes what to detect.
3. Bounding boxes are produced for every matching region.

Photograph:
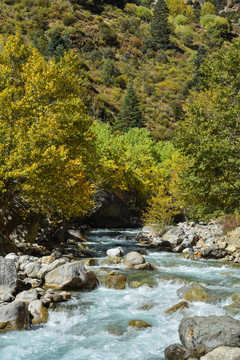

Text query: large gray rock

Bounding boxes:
[162,227,185,246]
[44,261,97,290]
[200,346,240,360]
[25,262,41,278]
[123,252,145,266]
[0,301,30,332]
[15,289,38,305]
[179,316,240,357]
[0,259,18,296]
[37,258,66,280]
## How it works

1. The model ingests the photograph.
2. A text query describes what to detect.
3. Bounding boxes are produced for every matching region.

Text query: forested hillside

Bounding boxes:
[0,0,239,232]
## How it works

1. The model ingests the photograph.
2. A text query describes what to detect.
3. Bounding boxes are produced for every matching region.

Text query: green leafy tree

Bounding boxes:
[150,0,172,50]
[115,83,145,132]
[200,2,215,16]
[101,59,121,86]
[45,29,72,61]
[176,39,240,219]
[0,32,96,235]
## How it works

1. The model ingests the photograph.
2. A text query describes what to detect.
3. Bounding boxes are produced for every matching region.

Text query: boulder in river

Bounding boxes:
[164,343,189,360]
[177,282,209,302]
[44,261,97,290]
[104,273,127,290]
[28,300,49,324]
[0,258,18,297]
[128,320,152,329]
[0,301,30,332]
[179,315,240,357]
[107,247,124,259]
[200,346,240,360]
[165,301,189,315]
[123,252,145,267]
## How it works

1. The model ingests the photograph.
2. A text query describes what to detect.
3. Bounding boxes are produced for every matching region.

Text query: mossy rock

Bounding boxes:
[165,301,189,315]
[232,292,240,302]
[185,288,209,302]
[84,258,98,266]
[130,279,157,288]
[104,274,127,290]
[128,320,152,329]
[224,303,240,315]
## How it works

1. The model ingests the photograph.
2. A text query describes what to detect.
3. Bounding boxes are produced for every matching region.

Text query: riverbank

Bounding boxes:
[138,221,240,263]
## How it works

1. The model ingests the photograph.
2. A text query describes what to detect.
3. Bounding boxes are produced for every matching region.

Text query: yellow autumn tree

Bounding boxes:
[0,32,96,229]
[143,151,187,232]
[166,0,194,20]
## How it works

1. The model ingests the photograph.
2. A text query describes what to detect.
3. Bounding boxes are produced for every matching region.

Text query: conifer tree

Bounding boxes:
[115,83,145,132]
[150,0,171,50]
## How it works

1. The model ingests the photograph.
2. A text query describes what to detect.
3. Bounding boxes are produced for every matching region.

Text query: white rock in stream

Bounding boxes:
[107,247,124,258]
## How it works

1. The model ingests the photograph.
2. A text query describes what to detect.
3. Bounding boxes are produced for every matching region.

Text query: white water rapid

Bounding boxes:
[0,228,239,360]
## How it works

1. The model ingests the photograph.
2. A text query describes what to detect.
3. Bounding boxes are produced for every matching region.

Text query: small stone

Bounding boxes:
[128,320,152,329]
[165,301,189,315]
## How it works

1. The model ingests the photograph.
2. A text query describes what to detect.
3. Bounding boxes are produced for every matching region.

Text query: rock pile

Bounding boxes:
[138,222,240,263]
[0,254,97,332]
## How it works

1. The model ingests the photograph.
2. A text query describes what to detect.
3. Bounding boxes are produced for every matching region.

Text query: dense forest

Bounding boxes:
[0,0,240,232]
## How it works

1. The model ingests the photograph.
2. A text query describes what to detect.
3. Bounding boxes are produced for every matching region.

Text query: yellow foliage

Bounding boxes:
[143,151,187,231]
[0,32,96,217]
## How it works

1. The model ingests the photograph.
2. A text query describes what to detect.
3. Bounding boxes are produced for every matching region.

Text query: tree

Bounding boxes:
[166,0,194,19]
[0,32,96,234]
[176,39,240,219]
[101,59,120,86]
[200,2,215,17]
[115,83,145,132]
[150,0,172,50]
[45,29,72,61]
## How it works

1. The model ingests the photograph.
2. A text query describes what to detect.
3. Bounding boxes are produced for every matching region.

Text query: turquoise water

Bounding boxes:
[0,228,240,360]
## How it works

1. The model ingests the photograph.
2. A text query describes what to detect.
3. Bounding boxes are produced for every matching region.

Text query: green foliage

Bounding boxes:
[99,22,118,46]
[45,29,72,61]
[115,83,145,132]
[200,2,215,16]
[135,5,153,20]
[175,25,194,46]
[91,122,175,211]
[150,0,172,50]
[176,39,240,219]
[101,58,121,86]
[200,14,231,40]
[174,14,189,25]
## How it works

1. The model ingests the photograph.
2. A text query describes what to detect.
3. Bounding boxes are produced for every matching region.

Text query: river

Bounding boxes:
[0,228,240,360]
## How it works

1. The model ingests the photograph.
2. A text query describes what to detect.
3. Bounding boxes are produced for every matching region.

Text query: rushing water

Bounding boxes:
[0,228,240,360]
